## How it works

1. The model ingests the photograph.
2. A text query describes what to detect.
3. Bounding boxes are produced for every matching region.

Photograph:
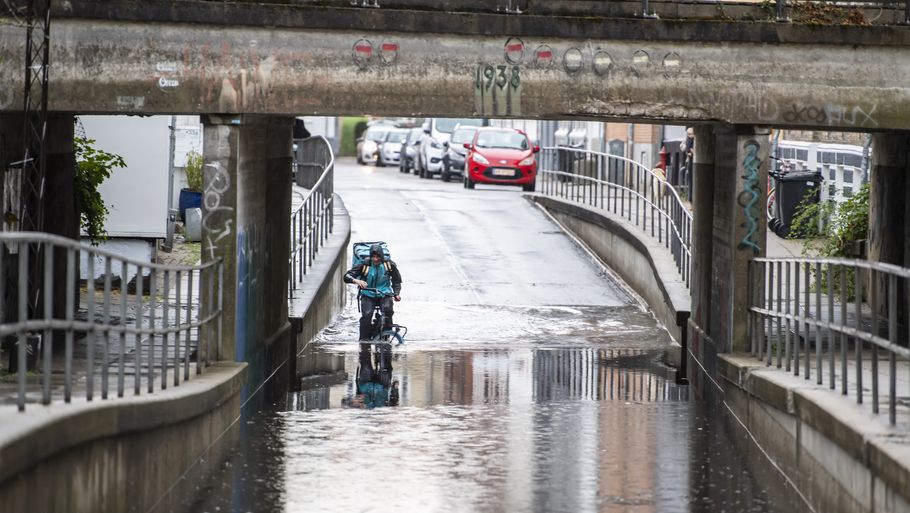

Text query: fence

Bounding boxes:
[749,257,910,425]
[537,146,692,286]
[0,232,223,412]
[289,136,335,298]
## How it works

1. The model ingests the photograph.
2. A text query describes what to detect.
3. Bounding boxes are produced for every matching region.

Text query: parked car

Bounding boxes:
[416,118,486,179]
[377,128,410,167]
[399,128,423,174]
[463,127,539,191]
[441,126,479,182]
[357,126,390,165]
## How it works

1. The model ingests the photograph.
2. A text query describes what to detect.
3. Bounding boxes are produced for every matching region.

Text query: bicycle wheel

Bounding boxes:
[380,330,404,345]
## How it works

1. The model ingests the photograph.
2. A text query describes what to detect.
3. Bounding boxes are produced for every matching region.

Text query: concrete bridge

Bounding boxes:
[1,1,910,512]
[0,0,909,128]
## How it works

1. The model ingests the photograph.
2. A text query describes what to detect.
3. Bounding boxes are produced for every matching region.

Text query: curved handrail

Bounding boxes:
[1,231,224,411]
[289,136,336,297]
[0,231,218,272]
[542,146,692,219]
[747,256,910,425]
[537,146,692,286]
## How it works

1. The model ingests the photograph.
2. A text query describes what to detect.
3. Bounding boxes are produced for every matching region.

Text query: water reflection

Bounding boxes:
[288,346,686,411]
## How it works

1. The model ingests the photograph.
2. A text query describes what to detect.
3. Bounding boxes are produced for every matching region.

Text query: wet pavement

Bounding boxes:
[162,160,808,513]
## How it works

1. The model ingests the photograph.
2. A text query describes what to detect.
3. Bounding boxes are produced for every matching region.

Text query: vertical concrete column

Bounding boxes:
[688,125,716,374]
[44,113,80,353]
[44,114,78,351]
[868,132,910,317]
[709,125,769,354]
[201,115,293,375]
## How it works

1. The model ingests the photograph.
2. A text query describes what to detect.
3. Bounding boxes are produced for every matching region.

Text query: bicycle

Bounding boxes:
[359,288,407,345]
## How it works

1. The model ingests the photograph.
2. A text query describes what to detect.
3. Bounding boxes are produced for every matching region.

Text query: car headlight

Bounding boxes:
[518,156,535,167]
[430,140,442,149]
[473,153,489,165]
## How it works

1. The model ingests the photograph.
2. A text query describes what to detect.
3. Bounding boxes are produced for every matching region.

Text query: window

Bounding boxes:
[475,131,530,150]
[845,154,863,168]
[843,170,854,184]
[797,149,809,161]
[843,186,854,198]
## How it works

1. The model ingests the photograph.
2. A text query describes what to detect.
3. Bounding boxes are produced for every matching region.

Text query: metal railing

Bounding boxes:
[537,147,692,286]
[289,136,335,298]
[748,257,910,425]
[1,232,223,412]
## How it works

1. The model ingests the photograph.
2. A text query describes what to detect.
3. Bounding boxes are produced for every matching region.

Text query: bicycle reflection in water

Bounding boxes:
[342,342,400,409]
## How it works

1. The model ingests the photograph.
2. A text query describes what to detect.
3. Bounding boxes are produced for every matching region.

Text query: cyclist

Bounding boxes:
[343,243,402,341]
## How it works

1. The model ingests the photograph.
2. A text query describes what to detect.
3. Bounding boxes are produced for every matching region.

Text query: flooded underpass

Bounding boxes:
[161,160,809,513]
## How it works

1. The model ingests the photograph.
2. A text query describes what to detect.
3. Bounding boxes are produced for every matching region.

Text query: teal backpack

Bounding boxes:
[352,241,392,269]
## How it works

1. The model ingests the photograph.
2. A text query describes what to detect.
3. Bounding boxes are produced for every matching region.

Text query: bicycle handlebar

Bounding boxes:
[359,287,397,297]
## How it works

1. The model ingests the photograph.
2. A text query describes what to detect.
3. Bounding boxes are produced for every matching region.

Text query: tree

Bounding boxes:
[74,136,126,244]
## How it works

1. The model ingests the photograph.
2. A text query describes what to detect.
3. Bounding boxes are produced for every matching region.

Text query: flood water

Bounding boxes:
[165,300,807,513]
[159,162,808,513]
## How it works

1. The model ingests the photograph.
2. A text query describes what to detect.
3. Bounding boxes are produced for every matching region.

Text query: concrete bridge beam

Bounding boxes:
[201,115,293,382]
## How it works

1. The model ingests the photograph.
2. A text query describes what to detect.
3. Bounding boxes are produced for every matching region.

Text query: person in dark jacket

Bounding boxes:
[343,243,402,340]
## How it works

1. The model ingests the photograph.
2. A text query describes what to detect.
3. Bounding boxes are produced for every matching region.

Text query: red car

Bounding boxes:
[462,127,539,191]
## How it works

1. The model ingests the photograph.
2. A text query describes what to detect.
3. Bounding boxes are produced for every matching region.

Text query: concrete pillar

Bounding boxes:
[868,132,910,319]
[44,114,78,352]
[688,124,716,379]
[201,115,293,379]
[709,125,770,353]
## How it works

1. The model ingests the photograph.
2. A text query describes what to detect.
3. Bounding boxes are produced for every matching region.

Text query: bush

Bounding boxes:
[75,136,126,244]
[789,182,870,299]
[339,117,368,157]
[184,150,204,192]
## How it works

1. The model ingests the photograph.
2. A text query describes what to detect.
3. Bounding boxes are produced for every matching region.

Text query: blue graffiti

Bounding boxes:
[737,140,762,254]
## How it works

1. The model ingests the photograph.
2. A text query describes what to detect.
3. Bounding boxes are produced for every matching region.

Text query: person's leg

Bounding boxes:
[381,296,395,328]
[359,296,376,340]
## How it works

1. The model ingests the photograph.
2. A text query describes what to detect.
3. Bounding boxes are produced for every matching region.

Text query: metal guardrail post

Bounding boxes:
[776,0,789,22]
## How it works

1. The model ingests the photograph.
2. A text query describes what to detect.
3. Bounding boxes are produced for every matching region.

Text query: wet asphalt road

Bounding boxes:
[165,159,807,513]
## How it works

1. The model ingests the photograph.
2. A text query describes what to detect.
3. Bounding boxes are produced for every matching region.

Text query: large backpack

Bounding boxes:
[352,241,391,268]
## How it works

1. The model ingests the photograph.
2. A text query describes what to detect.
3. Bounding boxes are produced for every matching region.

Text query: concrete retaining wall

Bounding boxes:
[531,195,690,366]
[717,354,910,513]
[0,363,246,513]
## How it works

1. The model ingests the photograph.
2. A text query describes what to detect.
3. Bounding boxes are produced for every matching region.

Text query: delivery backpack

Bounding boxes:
[352,241,392,270]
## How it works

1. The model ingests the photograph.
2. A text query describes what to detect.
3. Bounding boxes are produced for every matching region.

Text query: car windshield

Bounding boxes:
[475,131,530,150]
[365,128,387,142]
[436,118,483,134]
[407,129,422,143]
[385,131,407,143]
[450,127,478,145]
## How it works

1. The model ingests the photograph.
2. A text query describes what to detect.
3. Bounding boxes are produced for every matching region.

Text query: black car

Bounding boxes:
[441,126,479,182]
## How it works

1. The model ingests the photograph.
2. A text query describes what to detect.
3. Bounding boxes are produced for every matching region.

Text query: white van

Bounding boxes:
[415,118,486,179]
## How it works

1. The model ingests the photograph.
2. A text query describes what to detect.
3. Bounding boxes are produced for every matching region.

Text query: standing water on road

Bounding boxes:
[164,160,807,513]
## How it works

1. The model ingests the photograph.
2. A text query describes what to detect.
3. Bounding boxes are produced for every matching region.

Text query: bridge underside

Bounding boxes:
[0,16,907,130]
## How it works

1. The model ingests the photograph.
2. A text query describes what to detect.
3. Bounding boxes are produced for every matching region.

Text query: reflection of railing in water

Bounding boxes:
[1,232,223,412]
[749,257,910,426]
[533,348,688,403]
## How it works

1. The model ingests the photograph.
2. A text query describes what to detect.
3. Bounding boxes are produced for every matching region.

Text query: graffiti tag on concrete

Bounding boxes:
[737,139,762,255]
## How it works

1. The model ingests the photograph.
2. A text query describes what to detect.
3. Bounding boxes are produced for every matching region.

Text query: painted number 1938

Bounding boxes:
[475,65,521,90]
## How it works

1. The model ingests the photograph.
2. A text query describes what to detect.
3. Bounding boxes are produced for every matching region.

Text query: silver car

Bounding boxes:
[377,128,410,167]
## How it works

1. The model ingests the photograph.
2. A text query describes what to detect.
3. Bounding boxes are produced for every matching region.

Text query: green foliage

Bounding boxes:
[789,182,870,299]
[339,116,368,157]
[184,150,204,192]
[74,136,126,245]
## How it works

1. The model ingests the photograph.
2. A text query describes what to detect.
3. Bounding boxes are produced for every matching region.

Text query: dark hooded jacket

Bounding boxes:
[343,243,402,298]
